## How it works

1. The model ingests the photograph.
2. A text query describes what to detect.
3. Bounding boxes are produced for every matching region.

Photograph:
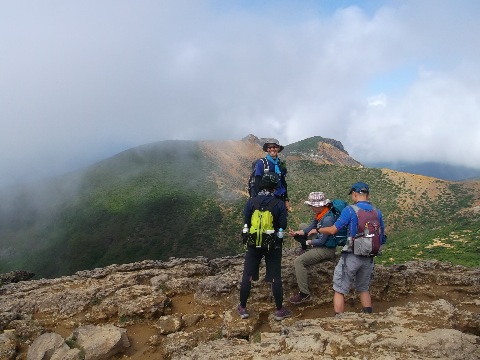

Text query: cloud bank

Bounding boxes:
[1,0,479,185]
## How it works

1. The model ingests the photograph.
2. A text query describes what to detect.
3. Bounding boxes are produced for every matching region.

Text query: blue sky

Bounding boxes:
[1,0,480,186]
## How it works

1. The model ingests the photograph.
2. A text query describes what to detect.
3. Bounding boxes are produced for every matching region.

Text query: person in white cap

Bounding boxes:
[288,192,337,304]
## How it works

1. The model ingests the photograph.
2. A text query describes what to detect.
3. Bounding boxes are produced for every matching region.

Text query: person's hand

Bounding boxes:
[307,229,317,237]
[288,228,301,237]
[285,200,292,212]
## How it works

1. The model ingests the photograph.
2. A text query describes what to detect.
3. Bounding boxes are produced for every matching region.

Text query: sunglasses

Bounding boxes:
[267,146,278,150]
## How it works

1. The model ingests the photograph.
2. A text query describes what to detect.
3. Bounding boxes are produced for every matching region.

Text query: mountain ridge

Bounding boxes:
[0,135,479,278]
[366,160,480,181]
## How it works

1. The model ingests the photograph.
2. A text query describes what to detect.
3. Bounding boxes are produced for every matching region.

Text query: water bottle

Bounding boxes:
[277,228,284,239]
[242,224,249,244]
[364,223,370,236]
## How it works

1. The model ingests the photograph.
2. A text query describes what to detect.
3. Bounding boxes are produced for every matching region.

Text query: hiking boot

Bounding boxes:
[274,307,292,321]
[289,292,311,305]
[237,304,249,319]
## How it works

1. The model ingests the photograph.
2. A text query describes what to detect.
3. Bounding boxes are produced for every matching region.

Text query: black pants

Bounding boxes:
[239,245,283,310]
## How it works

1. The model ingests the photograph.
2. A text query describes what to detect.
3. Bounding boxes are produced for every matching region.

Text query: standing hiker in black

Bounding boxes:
[251,139,291,212]
[238,174,291,321]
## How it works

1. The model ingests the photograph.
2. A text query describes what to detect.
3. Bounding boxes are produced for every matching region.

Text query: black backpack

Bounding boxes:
[247,158,269,197]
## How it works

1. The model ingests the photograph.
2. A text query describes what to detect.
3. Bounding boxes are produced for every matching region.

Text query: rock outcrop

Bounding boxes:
[0,252,479,359]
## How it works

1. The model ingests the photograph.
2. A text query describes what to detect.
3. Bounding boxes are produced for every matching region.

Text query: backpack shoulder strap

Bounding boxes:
[260,157,269,172]
[350,204,360,214]
[265,196,281,210]
[321,209,336,225]
[251,196,262,210]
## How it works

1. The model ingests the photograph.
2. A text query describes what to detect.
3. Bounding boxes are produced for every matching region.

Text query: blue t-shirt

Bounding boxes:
[254,158,287,197]
[334,201,385,238]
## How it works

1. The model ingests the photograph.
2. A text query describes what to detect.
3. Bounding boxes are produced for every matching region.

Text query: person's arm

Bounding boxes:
[243,199,254,228]
[309,213,335,246]
[317,206,352,237]
[281,171,291,211]
[283,175,289,200]
[378,209,387,244]
[253,160,265,196]
[289,218,316,238]
[277,202,288,231]
[317,225,338,236]
[253,176,262,196]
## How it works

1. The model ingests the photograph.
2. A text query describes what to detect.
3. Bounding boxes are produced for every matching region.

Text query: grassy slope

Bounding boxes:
[0,139,478,278]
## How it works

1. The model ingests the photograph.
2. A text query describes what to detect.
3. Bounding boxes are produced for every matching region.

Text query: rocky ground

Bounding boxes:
[1,249,479,359]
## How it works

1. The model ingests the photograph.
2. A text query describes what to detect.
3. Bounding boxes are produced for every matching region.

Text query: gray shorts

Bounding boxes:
[333,252,374,295]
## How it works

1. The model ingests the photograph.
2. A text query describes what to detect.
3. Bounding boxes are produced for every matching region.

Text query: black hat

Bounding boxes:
[260,174,279,190]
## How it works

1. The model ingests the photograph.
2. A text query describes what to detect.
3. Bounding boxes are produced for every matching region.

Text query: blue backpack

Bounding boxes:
[323,199,349,248]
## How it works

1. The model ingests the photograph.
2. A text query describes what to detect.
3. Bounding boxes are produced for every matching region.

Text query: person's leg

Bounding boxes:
[265,247,283,309]
[332,253,357,314]
[293,249,316,295]
[239,248,263,307]
[333,291,345,313]
[294,247,335,295]
[359,291,372,312]
[354,258,375,312]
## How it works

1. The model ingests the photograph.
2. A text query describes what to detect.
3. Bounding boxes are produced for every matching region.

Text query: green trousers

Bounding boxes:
[293,246,335,295]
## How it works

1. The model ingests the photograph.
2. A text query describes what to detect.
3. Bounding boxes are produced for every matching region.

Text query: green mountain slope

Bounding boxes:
[0,137,479,278]
[0,140,243,278]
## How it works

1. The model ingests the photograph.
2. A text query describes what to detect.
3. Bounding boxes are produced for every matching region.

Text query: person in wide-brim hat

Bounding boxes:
[288,191,335,305]
[262,139,285,152]
[251,138,290,212]
[304,191,331,207]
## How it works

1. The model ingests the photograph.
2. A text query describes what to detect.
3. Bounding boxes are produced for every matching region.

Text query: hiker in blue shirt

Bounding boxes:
[252,139,291,212]
[238,174,292,321]
[317,182,386,316]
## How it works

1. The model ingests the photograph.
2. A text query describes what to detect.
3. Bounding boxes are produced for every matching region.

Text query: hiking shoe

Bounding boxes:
[237,304,249,319]
[289,293,311,305]
[274,307,292,321]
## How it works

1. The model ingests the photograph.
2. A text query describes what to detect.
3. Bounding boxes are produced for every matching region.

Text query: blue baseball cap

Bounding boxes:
[348,182,370,195]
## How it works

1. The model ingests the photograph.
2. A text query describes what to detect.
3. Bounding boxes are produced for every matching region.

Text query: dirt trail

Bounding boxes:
[118,282,478,359]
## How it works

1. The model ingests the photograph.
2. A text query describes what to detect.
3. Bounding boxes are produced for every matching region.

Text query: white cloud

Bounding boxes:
[1,0,480,185]
[368,94,387,108]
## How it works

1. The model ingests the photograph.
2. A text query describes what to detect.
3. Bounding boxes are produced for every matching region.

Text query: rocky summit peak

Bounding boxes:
[1,254,479,359]
[240,134,361,166]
